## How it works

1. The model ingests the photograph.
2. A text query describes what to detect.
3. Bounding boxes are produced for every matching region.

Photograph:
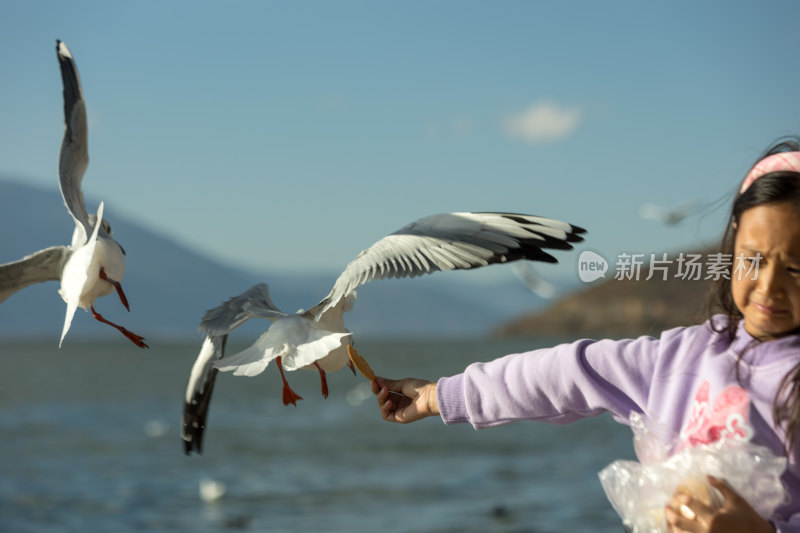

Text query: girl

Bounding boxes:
[373,138,800,533]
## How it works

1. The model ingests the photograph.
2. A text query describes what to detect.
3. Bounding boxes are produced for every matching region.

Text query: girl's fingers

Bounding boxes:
[373,377,433,423]
[380,397,397,421]
[374,385,385,403]
[706,475,738,503]
[664,504,694,532]
[378,385,407,422]
[378,377,404,393]
[675,493,713,528]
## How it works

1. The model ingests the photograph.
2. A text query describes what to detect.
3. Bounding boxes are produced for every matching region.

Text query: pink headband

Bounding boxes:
[739,151,800,193]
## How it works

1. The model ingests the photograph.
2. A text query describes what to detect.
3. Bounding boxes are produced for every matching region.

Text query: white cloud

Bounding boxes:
[503,101,581,143]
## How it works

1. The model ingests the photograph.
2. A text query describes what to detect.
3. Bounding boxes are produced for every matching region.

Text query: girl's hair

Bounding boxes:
[706,135,800,453]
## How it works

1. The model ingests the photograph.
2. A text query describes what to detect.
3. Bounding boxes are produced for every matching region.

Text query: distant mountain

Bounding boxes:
[0,178,569,343]
[492,250,717,340]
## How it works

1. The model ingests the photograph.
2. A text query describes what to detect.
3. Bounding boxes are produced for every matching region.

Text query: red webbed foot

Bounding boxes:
[90,305,148,348]
[276,356,303,406]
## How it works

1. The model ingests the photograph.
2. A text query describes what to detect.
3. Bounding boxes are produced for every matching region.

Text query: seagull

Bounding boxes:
[182,211,584,454]
[638,201,701,226]
[182,283,280,454]
[510,262,558,299]
[0,41,146,348]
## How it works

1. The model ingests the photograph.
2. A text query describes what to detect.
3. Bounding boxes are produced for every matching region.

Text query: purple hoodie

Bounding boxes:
[437,316,800,531]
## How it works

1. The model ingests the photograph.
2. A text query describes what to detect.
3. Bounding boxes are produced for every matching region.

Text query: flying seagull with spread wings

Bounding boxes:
[182,211,585,454]
[0,41,146,348]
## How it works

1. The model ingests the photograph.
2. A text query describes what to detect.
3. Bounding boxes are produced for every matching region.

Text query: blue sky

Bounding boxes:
[2,1,800,286]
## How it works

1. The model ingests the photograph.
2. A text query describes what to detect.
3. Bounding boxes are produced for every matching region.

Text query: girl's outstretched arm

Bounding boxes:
[372,376,439,424]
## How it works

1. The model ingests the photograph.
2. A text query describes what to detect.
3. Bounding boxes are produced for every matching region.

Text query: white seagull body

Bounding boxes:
[0,41,146,348]
[182,211,585,454]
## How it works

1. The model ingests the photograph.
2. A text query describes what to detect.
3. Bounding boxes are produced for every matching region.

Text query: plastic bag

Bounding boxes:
[598,412,787,532]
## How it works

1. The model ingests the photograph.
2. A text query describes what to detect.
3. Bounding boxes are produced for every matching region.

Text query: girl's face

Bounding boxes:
[732,202,800,340]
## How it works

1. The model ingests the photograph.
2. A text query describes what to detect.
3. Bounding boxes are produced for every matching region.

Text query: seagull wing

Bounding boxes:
[0,246,70,304]
[56,40,91,243]
[183,283,288,455]
[199,282,287,336]
[511,261,558,299]
[638,203,666,222]
[638,201,702,226]
[666,201,701,224]
[182,335,225,455]
[314,212,585,319]
[59,201,105,347]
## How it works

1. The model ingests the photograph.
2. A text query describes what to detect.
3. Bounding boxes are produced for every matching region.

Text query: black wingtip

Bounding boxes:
[182,364,221,457]
[56,40,68,58]
[571,224,588,235]
[567,225,587,244]
[182,410,206,456]
[56,40,83,127]
[183,433,203,456]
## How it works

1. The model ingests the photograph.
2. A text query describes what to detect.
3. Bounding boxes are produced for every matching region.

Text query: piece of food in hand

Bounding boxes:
[347,345,376,381]
[659,476,722,526]
[676,476,723,510]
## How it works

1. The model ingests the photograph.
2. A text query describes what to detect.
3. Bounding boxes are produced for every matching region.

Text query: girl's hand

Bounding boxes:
[372,377,438,424]
[664,475,775,533]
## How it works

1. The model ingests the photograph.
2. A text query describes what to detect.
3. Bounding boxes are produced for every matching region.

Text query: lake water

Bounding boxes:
[0,337,636,532]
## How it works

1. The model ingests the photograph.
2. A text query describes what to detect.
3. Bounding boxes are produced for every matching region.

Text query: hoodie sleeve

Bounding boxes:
[773,518,800,532]
[437,334,664,428]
